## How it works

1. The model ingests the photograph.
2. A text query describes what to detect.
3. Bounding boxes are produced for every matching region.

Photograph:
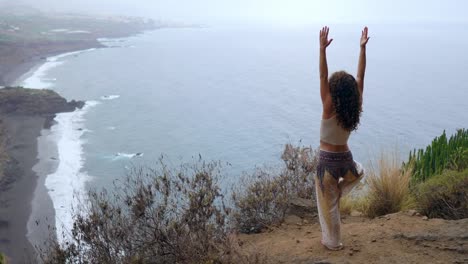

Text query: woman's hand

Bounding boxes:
[360,27,370,48]
[320,26,333,50]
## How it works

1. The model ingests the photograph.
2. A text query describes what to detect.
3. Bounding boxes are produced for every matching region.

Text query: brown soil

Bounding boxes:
[238,211,468,264]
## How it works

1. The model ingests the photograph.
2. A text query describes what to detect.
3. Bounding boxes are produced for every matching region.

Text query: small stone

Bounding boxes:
[303,219,309,224]
[416,212,422,216]
[422,216,429,221]
[380,223,385,226]
[371,239,377,242]
[408,209,417,216]
[348,252,353,256]
[296,240,300,243]
[350,210,363,217]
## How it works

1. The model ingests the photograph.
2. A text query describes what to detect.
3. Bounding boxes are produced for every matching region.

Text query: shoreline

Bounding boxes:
[0,40,104,87]
[0,32,153,262]
[0,44,101,263]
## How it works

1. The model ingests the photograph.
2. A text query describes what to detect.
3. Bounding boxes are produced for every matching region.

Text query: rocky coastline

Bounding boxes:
[0,8,157,262]
[0,87,84,262]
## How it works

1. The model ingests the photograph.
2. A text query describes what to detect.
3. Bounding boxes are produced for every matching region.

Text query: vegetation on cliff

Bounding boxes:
[415,169,468,219]
[405,129,468,182]
[0,252,6,264]
[37,130,468,263]
[343,129,468,220]
[0,87,84,115]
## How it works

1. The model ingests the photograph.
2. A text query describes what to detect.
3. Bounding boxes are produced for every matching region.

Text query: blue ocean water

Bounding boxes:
[21,24,468,237]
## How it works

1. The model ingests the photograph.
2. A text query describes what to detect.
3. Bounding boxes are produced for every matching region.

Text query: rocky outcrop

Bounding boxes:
[0,87,84,115]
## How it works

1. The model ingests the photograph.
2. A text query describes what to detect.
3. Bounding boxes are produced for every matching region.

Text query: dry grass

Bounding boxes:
[340,195,357,215]
[360,152,413,218]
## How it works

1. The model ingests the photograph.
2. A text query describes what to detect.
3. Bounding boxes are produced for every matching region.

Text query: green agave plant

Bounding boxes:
[404,129,468,182]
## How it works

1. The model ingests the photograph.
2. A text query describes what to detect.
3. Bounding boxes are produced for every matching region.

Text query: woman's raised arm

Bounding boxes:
[319,26,333,104]
[357,27,370,96]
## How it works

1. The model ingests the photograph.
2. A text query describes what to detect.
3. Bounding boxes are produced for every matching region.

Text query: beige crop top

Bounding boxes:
[320,115,350,145]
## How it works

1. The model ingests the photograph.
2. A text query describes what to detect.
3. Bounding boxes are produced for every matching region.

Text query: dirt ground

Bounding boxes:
[238,211,468,264]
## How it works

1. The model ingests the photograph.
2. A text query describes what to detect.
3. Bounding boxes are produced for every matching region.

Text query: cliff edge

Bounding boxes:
[0,87,84,116]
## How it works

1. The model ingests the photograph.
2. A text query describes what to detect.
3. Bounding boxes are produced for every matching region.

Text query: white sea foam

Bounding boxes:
[100,94,120,100]
[21,60,64,88]
[114,152,144,159]
[97,37,128,48]
[45,101,99,243]
[20,48,96,89]
[21,48,100,243]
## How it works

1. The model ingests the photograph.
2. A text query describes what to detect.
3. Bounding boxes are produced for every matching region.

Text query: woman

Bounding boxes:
[315,26,369,250]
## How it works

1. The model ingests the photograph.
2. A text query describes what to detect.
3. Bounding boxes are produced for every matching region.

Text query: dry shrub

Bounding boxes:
[231,168,290,233]
[280,144,318,199]
[39,158,262,264]
[231,144,317,233]
[415,169,468,220]
[339,176,366,215]
[339,196,355,215]
[360,152,412,218]
[0,253,7,264]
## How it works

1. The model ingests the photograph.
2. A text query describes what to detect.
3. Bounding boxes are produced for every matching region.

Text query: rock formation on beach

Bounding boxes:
[0,87,84,116]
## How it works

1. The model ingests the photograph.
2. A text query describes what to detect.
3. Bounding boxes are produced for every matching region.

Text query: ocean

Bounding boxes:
[19,24,468,241]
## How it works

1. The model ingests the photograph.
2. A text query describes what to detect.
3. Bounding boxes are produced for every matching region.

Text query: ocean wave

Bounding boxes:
[100,95,120,100]
[114,152,144,159]
[21,48,97,89]
[97,38,127,47]
[44,100,99,244]
[21,60,64,88]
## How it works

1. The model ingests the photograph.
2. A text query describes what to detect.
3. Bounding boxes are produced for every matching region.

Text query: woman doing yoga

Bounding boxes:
[316,26,369,250]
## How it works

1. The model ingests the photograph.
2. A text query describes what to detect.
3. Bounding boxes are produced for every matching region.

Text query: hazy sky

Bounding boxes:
[3,0,467,25]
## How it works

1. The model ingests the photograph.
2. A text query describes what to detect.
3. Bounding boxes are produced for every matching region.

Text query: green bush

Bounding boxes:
[415,169,468,220]
[405,129,468,183]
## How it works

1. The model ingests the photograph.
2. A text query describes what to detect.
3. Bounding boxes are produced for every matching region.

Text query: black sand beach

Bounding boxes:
[0,115,49,262]
[0,10,156,262]
[0,88,85,262]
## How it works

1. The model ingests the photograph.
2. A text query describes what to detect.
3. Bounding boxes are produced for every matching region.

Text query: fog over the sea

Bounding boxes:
[1,0,467,26]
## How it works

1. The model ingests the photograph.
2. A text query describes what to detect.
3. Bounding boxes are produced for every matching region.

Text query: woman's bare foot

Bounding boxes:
[321,240,344,251]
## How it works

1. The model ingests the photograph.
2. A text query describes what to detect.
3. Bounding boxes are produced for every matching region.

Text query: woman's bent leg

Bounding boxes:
[315,172,342,249]
[339,161,364,197]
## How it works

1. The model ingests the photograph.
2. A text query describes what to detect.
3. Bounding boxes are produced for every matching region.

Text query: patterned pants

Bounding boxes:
[315,150,364,249]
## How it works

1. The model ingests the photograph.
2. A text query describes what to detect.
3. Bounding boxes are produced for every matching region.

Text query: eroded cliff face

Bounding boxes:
[0,86,84,115]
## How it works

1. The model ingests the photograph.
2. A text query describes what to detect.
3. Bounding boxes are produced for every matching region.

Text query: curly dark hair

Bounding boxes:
[329,71,362,131]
